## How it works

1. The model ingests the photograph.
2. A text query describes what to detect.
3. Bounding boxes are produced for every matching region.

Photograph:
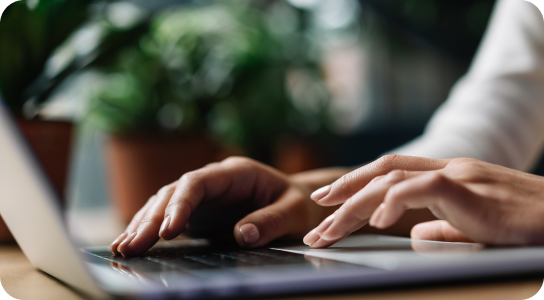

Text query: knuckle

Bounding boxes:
[223,156,252,165]
[427,172,449,187]
[166,199,194,215]
[157,185,172,197]
[385,170,406,182]
[147,194,158,203]
[372,170,405,185]
[448,158,485,180]
[376,154,399,169]
[451,158,482,171]
[370,175,386,184]
[180,170,201,183]
[204,162,220,169]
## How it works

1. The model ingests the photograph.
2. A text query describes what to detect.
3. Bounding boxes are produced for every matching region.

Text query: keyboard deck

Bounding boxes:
[86,245,355,281]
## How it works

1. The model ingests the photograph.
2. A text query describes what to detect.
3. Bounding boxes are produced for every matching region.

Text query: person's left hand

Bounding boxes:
[304,155,544,248]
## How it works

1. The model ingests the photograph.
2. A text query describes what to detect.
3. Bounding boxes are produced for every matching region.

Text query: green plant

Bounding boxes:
[0,0,330,158]
[85,1,330,155]
[0,0,92,112]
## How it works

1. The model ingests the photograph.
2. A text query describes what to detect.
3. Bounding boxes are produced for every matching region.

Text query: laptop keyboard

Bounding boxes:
[88,246,337,278]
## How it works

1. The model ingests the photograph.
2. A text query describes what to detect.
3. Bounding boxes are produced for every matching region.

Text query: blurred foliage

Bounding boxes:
[85,1,329,155]
[0,0,93,112]
[0,0,495,159]
[0,0,330,157]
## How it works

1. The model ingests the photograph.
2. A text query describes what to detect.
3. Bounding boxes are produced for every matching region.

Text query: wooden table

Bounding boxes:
[0,244,541,300]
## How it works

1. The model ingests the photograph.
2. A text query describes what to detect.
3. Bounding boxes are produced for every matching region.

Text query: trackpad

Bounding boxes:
[271,234,485,270]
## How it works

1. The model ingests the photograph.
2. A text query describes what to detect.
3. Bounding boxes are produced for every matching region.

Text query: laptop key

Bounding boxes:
[100,256,177,273]
[183,253,256,269]
[145,255,217,271]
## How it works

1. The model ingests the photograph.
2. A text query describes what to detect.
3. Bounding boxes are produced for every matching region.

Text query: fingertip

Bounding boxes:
[239,223,260,245]
[159,223,184,241]
[158,216,171,239]
[310,237,336,248]
[316,214,346,241]
[303,229,319,246]
[110,232,128,256]
[311,185,331,201]
[411,220,474,243]
[369,203,385,227]
[110,245,120,256]
[117,232,137,257]
[410,222,429,240]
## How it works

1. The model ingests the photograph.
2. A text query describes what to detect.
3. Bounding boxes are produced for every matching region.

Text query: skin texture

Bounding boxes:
[305,155,544,248]
[110,157,346,257]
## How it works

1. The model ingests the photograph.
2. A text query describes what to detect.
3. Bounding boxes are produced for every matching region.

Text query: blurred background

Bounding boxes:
[1,0,515,245]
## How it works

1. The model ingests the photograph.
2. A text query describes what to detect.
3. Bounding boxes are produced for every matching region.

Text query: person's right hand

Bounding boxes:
[305,155,544,248]
[110,157,329,257]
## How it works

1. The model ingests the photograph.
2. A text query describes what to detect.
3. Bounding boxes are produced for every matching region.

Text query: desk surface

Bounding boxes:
[0,244,541,300]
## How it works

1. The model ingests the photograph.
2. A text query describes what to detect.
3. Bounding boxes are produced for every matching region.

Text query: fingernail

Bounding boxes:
[112,233,127,245]
[240,223,260,245]
[118,232,137,256]
[369,203,385,227]
[159,216,171,238]
[303,229,319,246]
[110,232,127,255]
[311,185,331,201]
[310,237,335,248]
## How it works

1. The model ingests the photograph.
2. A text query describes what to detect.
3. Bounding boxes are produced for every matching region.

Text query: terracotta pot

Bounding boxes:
[0,218,13,242]
[105,132,222,225]
[0,119,74,243]
[16,119,74,200]
[272,135,325,174]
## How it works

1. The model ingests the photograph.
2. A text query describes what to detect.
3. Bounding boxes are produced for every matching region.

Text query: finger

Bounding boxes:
[110,194,159,255]
[317,170,424,243]
[304,213,335,245]
[118,183,176,257]
[110,232,128,256]
[310,213,366,249]
[312,155,450,206]
[303,213,336,247]
[411,220,474,243]
[372,172,472,229]
[160,157,286,241]
[233,187,312,248]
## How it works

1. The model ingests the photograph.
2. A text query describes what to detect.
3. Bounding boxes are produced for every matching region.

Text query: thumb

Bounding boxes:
[411,220,474,243]
[234,188,311,248]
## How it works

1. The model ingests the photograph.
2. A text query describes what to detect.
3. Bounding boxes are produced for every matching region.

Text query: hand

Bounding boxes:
[304,155,544,248]
[110,157,334,257]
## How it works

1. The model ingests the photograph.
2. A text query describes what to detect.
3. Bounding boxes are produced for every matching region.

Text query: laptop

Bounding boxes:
[1,97,544,299]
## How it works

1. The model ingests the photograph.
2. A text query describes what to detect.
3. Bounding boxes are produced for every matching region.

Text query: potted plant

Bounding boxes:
[2,0,331,226]
[80,1,330,224]
[0,0,94,242]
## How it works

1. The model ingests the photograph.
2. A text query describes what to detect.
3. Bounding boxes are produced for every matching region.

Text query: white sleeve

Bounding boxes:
[390,0,544,171]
